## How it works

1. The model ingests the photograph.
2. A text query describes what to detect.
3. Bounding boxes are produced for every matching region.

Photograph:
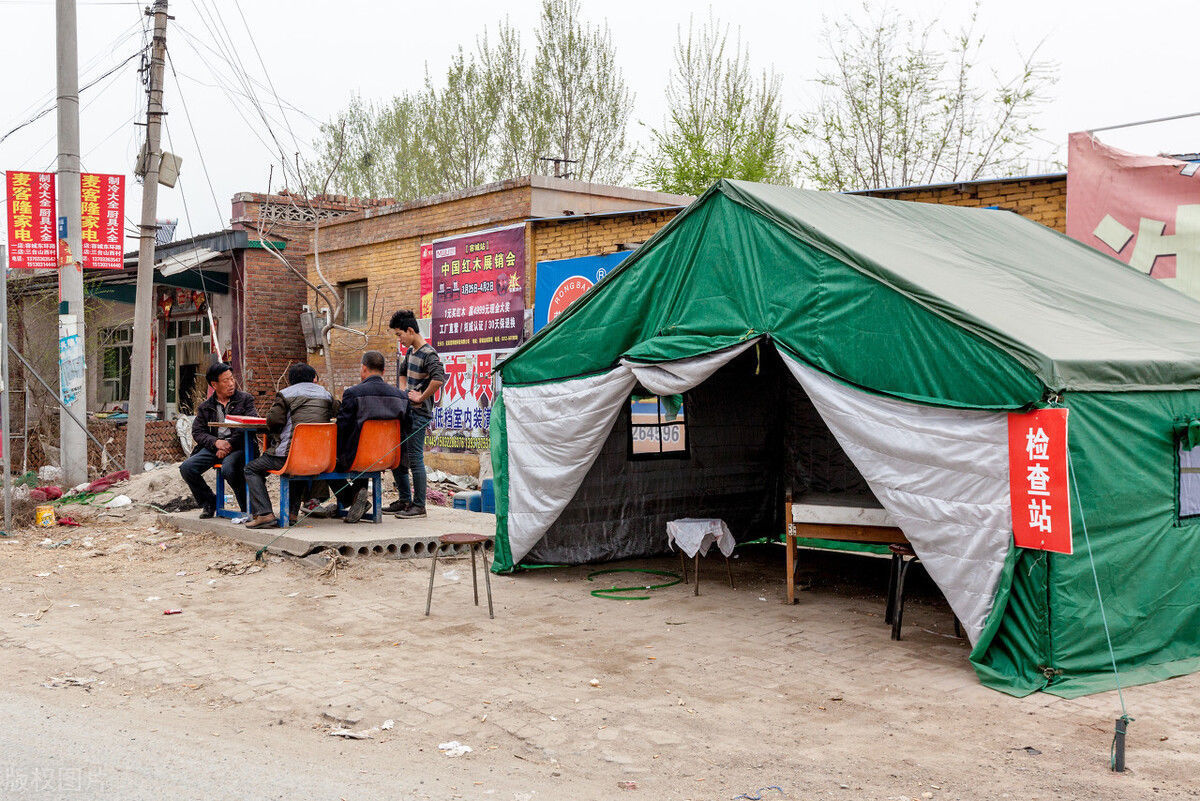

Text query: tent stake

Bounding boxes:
[1112,716,1130,772]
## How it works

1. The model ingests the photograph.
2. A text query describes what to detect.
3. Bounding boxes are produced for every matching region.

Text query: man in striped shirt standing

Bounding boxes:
[389,309,445,518]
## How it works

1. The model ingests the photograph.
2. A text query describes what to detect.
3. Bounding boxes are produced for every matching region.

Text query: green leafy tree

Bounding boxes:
[479,19,551,180]
[533,0,634,183]
[640,13,792,196]
[311,1,635,198]
[797,1,1054,191]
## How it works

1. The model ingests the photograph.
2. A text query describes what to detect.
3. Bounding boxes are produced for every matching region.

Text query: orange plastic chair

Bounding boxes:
[350,419,404,472]
[268,423,338,477]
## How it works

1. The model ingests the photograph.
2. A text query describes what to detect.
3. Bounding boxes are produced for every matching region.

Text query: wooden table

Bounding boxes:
[784,490,908,604]
[208,420,267,520]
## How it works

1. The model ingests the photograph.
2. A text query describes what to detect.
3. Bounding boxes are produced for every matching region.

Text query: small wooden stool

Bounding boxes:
[425,532,494,619]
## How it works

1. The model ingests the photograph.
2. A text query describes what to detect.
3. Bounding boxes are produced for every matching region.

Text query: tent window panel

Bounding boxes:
[628,394,688,460]
[1179,442,1200,520]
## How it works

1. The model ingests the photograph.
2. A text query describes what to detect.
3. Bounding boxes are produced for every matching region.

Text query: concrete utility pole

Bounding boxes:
[55,0,87,486]
[126,0,169,474]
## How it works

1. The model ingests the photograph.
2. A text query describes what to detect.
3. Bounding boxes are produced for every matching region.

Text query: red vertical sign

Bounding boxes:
[1008,408,1072,554]
[5,170,58,269]
[80,173,125,269]
[419,243,433,319]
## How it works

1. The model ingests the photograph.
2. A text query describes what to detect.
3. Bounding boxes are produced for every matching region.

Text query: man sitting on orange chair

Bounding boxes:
[244,363,339,529]
[330,350,408,524]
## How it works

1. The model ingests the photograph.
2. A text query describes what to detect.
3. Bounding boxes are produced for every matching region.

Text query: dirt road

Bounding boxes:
[1,515,1195,800]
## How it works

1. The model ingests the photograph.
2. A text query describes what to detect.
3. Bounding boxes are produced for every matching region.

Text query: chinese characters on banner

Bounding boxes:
[1007,408,1072,554]
[1066,132,1200,300]
[430,223,525,352]
[5,171,58,269]
[425,350,506,451]
[419,243,433,319]
[80,173,125,269]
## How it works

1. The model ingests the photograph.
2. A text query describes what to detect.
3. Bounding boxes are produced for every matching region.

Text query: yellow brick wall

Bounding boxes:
[858,176,1067,232]
[306,196,682,390]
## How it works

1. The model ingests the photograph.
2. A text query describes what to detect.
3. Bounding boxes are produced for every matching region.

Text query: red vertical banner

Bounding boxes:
[5,170,58,269]
[419,243,433,319]
[1008,408,1073,554]
[80,173,125,269]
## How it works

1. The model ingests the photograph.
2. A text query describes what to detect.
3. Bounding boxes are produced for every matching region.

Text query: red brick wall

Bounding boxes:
[88,420,182,472]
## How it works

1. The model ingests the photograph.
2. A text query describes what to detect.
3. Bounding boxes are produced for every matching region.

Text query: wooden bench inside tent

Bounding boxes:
[784,489,908,604]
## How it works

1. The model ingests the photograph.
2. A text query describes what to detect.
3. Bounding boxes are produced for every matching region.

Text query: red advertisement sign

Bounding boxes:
[431,223,525,352]
[1008,408,1072,554]
[419,242,434,319]
[1066,132,1200,299]
[5,170,58,269]
[80,173,125,269]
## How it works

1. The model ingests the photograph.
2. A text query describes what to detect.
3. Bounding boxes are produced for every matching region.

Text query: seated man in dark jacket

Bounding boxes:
[180,363,258,518]
[244,363,339,529]
[332,350,407,524]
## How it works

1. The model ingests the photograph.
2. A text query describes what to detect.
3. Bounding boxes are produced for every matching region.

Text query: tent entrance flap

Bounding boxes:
[530,343,871,564]
[503,340,1013,646]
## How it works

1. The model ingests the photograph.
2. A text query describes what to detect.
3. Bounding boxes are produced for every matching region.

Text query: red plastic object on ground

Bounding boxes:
[163,609,183,615]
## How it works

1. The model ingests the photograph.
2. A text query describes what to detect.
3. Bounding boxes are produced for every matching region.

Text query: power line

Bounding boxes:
[0,47,144,145]
[164,49,223,225]
[231,0,305,159]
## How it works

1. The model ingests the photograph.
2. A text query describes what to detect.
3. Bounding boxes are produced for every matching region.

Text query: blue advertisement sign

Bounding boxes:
[533,251,631,332]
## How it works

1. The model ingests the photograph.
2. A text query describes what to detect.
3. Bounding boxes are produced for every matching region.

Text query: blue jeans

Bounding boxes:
[393,416,428,509]
[180,447,247,512]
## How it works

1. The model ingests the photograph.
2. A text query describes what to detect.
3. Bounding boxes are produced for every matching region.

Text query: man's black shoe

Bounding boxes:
[382,499,410,514]
[199,506,215,519]
[394,505,427,518]
[344,487,371,524]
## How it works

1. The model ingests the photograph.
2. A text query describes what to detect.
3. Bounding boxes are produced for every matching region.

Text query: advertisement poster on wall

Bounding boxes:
[430,223,525,353]
[533,251,631,332]
[425,349,507,452]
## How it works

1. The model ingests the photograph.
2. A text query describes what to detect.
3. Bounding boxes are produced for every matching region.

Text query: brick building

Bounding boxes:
[853,172,1067,232]
[5,193,376,472]
[296,175,691,474]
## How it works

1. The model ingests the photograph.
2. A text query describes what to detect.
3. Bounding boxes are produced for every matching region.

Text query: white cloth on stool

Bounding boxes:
[666,518,735,559]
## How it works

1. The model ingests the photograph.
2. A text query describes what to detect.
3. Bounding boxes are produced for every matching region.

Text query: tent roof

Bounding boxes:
[503,180,1200,395]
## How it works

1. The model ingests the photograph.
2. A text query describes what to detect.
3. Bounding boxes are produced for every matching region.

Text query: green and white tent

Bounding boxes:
[490,180,1200,697]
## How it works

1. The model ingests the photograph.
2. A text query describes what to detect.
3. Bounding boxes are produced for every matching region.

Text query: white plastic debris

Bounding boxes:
[438,741,472,757]
[328,728,372,740]
[589,678,601,687]
[381,719,394,730]
[104,495,132,509]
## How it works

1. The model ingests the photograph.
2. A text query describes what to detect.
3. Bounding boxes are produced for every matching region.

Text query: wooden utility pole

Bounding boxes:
[125,0,169,474]
[55,0,87,486]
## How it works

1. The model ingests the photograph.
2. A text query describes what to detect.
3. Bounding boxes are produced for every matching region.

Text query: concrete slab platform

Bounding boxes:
[160,504,495,559]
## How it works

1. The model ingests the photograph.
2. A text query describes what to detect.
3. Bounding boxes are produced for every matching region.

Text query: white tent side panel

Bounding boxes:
[781,355,1012,643]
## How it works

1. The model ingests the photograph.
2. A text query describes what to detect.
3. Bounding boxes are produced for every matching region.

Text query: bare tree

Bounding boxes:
[640,12,792,195]
[797,1,1054,191]
[255,134,367,386]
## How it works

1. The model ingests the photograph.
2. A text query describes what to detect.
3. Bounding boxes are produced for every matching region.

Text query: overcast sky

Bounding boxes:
[1,0,1198,246]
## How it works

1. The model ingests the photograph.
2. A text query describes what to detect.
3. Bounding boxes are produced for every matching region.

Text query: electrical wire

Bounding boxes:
[165,48,223,224]
[1,47,145,145]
